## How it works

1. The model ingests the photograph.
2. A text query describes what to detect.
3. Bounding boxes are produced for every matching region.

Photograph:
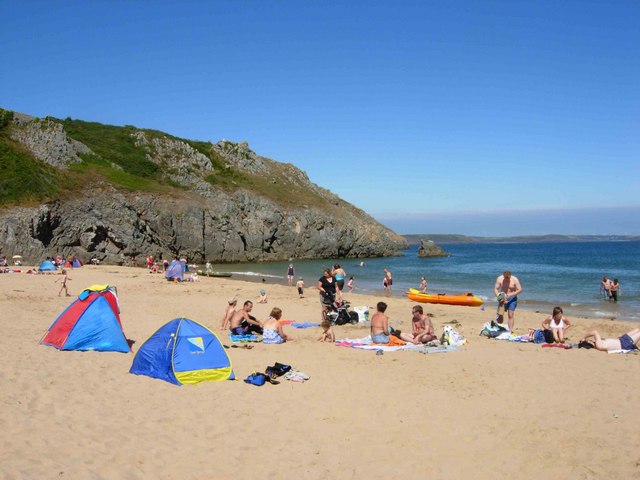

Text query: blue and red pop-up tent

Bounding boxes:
[40,285,130,352]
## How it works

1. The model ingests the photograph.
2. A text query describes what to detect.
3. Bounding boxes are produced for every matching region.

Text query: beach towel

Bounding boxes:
[541,343,573,349]
[335,336,457,353]
[230,333,259,342]
[494,333,531,342]
[291,322,320,328]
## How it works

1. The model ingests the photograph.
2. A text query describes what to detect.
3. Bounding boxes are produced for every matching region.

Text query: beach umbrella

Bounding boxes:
[12,255,22,259]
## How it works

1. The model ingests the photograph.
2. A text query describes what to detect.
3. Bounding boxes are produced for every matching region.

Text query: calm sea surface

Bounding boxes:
[209,241,640,322]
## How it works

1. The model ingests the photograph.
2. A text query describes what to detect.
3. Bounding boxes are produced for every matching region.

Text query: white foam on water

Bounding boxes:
[229,271,283,279]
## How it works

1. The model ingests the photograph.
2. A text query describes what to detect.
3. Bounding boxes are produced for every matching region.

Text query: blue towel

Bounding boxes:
[230,334,259,342]
[291,322,321,329]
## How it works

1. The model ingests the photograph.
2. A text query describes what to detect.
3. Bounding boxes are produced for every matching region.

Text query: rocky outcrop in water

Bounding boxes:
[0,112,407,264]
[417,240,450,258]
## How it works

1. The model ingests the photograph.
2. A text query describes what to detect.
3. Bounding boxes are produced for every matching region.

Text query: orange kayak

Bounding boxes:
[406,289,483,307]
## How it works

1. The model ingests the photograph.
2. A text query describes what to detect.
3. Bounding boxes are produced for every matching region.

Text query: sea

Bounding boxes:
[207,241,640,322]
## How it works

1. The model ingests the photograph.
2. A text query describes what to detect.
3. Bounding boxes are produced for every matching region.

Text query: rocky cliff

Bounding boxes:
[0,109,406,264]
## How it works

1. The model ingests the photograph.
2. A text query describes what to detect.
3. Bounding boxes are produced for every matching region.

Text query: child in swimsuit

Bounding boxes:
[258,289,268,303]
[347,276,354,293]
[541,306,572,343]
[317,320,335,342]
[56,269,71,297]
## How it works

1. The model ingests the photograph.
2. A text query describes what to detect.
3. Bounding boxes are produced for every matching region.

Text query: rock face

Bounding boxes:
[9,115,91,169]
[417,240,450,258]
[0,113,407,264]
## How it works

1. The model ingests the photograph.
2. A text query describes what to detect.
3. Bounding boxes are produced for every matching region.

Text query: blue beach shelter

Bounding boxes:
[164,260,185,281]
[38,259,56,271]
[129,318,234,385]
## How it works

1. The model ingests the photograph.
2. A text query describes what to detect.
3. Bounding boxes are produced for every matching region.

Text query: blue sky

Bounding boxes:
[2,1,638,235]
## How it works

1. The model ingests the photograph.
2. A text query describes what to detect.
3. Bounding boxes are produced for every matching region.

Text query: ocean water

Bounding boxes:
[209,241,640,322]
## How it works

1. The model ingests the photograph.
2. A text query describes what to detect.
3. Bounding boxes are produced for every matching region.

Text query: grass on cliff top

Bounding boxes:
[0,138,60,206]
[61,119,160,179]
[1,112,346,212]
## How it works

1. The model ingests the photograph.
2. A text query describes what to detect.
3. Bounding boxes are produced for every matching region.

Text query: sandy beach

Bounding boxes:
[1,265,638,479]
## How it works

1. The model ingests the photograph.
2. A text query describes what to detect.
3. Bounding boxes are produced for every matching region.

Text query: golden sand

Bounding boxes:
[1,266,638,479]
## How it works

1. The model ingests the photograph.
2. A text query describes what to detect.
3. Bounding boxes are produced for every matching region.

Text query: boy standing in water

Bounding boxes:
[56,269,71,297]
[609,279,620,302]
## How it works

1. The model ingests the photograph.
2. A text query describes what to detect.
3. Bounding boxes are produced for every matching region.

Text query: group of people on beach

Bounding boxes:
[220,298,296,344]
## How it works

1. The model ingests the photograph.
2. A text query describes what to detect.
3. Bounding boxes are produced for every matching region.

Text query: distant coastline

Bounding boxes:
[403,234,640,245]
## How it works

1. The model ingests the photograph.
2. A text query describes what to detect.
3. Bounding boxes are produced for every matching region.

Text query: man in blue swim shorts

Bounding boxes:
[581,328,640,352]
[493,270,523,333]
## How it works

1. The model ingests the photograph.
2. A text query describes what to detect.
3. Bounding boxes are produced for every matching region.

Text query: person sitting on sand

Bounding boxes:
[580,328,640,352]
[410,305,437,343]
[262,307,290,344]
[318,320,335,342]
[220,298,237,330]
[229,300,263,335]
[370,301,391,344]
[258,289,268,303]
[56,269,71,297]
[541,306,572,343]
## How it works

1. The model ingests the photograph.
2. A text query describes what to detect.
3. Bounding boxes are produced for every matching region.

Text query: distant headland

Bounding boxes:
[403,234,640,245]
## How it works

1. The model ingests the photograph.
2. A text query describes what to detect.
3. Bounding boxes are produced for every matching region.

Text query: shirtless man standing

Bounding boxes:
[229,300,263,335]
[493,270,523,333]
[220,298,237,330]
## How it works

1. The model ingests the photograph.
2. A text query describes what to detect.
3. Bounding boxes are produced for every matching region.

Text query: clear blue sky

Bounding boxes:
[2,1,638,235]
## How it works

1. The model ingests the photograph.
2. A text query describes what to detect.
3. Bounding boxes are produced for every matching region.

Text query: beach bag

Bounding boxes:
[442,325,467,346]
[480,321,506,338]
[348,311,359,324]
[266,362,292,377]
[244,373,267,386]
